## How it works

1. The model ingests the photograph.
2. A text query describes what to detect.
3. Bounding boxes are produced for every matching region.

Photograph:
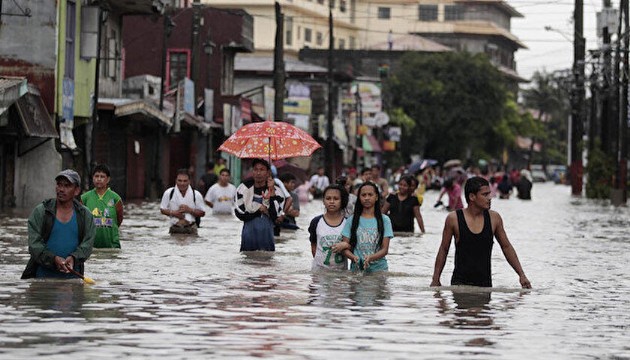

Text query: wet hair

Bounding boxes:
[464,176,490,203]
[251,158,271,170]
[279,172,296,183]
[349,182,384,250]
[176,168,191,179]
[399,175,414,187]
[322,184,349,210]
[92,164,110,177]
[219,168,231,176]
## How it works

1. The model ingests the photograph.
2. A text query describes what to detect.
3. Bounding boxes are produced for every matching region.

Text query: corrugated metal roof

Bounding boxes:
[367,34,453,52]
[235,56,328,73]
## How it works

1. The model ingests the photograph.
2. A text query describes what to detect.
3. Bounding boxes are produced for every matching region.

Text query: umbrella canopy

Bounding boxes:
[218,121,321,160]
[443,159,462,168]
[408,159,438,174]
[273,159,309,184]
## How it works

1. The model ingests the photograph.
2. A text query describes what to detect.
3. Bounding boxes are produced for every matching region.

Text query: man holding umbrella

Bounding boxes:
[235,159,286,251]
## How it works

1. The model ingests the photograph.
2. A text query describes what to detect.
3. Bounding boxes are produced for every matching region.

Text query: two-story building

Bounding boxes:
[122,5,254,189]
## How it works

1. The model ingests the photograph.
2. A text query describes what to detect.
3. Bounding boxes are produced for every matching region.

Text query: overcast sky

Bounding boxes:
[512,0,604,81]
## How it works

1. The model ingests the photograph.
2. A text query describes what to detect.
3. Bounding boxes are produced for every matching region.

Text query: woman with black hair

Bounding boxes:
[382,175,425,233]
[340,182,393,273]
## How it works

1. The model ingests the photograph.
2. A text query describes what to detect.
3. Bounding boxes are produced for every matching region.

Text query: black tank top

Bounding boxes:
[451,209,494,287]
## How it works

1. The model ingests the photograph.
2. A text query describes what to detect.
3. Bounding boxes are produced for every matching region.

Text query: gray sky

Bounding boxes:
[512,0,603,80]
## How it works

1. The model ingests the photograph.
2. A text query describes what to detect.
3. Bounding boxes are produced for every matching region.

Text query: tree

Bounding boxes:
[521,70,570,166]
[385,52,508,162]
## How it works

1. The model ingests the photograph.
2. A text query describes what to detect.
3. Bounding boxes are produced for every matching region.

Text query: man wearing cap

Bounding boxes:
[21,169,95,279]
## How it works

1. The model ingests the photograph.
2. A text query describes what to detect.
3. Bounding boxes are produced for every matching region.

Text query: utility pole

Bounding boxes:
[601,19,612,155]
[191,0,201,96]
[273,2,285,122]
[326,0,335,180]
[570,0,585,196]
[618,0,629,203]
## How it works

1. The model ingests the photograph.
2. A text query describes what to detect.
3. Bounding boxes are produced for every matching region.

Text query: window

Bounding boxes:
[305,28,312,43]
[418,5,438,21]
[102,27,118,79]
[167,50,190,89]
[349,36,356,49]
[338,38,345,49]
[221,51,235,95]
[65,1,76,79]
[285,17,293,46]
[377,7,390,19]
[316,31,323,46]
[444,5,463,21]
[340,0,347,12]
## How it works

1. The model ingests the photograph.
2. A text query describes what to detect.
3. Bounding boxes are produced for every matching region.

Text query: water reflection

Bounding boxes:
[19,281,100,315]
[307,272,390,308]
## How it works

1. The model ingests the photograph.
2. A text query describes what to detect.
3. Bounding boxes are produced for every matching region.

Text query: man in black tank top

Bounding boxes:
[430,176,531,289]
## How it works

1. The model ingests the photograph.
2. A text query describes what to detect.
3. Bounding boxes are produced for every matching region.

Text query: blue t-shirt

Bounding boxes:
[341,215,393,273]
[36,212,79,279]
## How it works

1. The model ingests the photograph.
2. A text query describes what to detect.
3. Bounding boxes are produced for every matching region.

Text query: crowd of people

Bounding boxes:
[20,158,532,289]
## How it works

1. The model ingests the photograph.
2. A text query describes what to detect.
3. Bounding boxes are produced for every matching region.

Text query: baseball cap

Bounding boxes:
[55,169,81,187]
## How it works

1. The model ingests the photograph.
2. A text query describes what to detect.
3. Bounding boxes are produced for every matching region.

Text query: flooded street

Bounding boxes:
[1,182,629,359]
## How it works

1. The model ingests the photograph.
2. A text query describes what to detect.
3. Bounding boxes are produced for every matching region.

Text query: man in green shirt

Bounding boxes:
[81,164,124,248]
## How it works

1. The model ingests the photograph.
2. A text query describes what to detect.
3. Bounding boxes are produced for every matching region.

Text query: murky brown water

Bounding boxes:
[1,183,629,359]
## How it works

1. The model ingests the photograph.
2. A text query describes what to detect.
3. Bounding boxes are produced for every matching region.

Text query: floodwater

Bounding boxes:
[0,183,628,359]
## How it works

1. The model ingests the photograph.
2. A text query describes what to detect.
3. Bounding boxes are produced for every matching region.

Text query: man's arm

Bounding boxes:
[116,199,124,226]
[192,191,206,218]
[381,201,391,215]
[430,213,456,286]
[413,205,425,233]
[492,211,532,289]
[27,207,56,269]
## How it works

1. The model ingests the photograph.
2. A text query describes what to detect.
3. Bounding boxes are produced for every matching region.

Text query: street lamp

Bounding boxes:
[544,25,573,43]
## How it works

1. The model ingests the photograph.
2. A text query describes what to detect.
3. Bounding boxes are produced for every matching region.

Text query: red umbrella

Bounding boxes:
[218,121,321,160]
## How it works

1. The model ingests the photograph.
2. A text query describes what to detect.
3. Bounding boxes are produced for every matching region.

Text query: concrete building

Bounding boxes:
[200,0,525,82]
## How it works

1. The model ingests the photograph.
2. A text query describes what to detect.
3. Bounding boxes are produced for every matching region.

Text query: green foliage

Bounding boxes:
[521,70,570,165]
[585,142,615,199]
[386,52,509,161]
[388,107,415,132]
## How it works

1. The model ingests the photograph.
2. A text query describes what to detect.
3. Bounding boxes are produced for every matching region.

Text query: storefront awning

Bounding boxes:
[15,90,58,138]
[99,98,173,127]
[0,77,28,116]
[181,112,222,134]
[362,135,382,153]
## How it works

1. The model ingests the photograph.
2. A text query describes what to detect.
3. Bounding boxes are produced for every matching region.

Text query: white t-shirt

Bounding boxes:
[309,174,330,191]
[160,186,205,225]
[308,215,348,271]
[204,183,237,214]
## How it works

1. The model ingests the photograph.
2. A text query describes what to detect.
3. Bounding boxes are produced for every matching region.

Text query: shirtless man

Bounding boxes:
[430,176,531,288]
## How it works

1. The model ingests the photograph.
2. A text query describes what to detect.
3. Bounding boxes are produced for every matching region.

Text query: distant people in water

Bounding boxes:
[81,164,124,248]
[160,169,206,235]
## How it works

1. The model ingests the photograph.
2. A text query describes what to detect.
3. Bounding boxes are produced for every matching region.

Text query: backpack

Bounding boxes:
[21,199,87,279]
[169,188,202,227]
